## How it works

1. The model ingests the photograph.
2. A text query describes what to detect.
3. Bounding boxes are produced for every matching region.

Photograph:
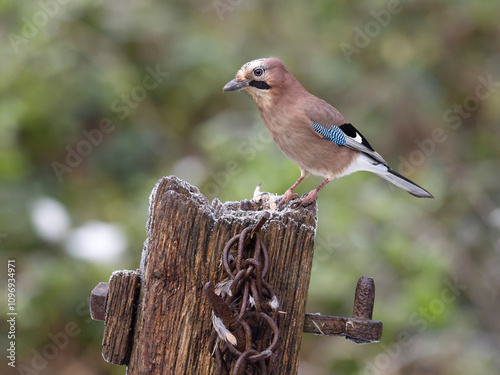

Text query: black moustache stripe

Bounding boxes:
[249,80,271,90]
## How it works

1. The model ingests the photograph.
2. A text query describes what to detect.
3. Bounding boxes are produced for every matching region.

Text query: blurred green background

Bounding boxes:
[1,0,499,374]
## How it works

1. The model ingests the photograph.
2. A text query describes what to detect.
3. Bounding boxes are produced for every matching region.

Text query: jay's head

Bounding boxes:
[223,57,295,107]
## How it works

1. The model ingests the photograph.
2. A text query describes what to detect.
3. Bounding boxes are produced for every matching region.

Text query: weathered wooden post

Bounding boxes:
[90,175,382,374]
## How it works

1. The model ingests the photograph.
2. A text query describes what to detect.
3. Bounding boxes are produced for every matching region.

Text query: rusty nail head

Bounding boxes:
[90,282,109,321]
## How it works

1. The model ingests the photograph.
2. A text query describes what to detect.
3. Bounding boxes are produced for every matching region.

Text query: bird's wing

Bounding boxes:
[304,99,387,165]
[311,122,387,165]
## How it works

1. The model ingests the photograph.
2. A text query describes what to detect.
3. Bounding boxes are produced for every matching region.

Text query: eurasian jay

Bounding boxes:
[223,57,433,206]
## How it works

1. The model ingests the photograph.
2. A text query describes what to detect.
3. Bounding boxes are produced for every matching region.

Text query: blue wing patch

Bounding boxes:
[312,122,346,146]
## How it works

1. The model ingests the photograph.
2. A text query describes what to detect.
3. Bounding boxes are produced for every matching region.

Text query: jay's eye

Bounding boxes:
[253,68,264,77]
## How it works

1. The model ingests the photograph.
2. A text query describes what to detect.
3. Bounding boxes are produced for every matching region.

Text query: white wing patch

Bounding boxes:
[352,132,363,144]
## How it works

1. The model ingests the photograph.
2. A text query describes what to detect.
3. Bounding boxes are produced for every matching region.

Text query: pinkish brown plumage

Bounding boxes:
[223,57,433,205]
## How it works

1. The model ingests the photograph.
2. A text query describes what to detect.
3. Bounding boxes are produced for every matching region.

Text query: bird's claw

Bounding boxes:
[279,191,299,207]
[297,196,317,207]
[280,189,319,208]
[294,190,318,207]
[284,194,318,209]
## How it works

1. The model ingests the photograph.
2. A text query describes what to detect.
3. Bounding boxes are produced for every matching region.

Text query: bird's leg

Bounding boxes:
[279,175,307,206]
[300,178,331,206]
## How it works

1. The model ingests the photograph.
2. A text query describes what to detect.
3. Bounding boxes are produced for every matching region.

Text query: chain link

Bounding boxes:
[205,212,280,374]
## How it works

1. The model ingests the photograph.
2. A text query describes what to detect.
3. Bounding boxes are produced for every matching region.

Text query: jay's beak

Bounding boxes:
[223,78,250,92]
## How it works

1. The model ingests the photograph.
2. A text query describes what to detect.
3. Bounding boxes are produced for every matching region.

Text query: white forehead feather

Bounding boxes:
[241,58,268,71]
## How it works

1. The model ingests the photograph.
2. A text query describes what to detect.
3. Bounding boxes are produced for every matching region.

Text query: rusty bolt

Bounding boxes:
[90,282,109,321]
[352,276,375,320]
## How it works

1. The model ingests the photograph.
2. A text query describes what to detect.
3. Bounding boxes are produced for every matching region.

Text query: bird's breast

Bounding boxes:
[261,114,357,178]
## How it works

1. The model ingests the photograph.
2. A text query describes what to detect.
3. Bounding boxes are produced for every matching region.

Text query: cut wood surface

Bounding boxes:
[125,176,317,374]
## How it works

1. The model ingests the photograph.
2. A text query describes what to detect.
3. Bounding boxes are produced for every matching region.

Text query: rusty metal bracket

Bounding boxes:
[303,276,383,344]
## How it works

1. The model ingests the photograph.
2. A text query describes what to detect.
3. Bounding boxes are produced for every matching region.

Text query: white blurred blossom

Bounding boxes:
[31,197,71,242]
[65,221,127,263]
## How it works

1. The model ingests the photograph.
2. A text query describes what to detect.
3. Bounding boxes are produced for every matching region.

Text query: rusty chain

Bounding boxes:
[205,211,280,375]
